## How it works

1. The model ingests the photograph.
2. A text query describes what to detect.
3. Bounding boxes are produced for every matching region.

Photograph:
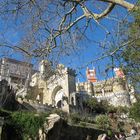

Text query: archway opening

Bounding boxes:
[54,89,64,108]
[56,100,62,108]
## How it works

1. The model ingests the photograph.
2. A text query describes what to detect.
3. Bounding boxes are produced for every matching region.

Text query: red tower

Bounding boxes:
[86,67,97,83]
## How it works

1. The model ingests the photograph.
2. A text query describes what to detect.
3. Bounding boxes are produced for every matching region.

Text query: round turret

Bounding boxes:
[113,78,126,92]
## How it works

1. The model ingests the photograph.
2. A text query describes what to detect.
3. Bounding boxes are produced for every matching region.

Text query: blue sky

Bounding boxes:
[0,1,137,82]
[59,4,133,81]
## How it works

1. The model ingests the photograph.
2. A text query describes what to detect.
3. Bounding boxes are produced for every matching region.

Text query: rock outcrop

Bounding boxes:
[0,79,19,111]
[44,114,104,140]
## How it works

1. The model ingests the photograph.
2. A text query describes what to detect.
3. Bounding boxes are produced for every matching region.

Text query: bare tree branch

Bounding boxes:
[0,0,138,61]
[99,0,136,11]
[0,44,31,56]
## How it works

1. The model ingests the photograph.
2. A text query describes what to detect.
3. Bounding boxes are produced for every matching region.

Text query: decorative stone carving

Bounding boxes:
[0,58,136,112]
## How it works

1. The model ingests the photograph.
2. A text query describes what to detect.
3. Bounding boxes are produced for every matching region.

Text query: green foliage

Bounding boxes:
[100,100,110,113]
[79,122,87,127]
[51,109,67,120]
[69,113,96,126]
[107,105,117,113]
[136,94,140,100]
[109,5,140,91]
[117,121,125,133]
[81,116,95,124]
[121,7,140,89]
[0,109,11,116]
[86,98,98,108]
[69,113,81,124]
[107,129,113,138]
[95,114,110,130]
[9,111,48,139]
[85,98,110,114]
[129,101,140,122]
[116,106,129,114]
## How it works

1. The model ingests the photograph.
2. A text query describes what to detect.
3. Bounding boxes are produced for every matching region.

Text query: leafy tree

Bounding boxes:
[100,100,110,112]
[129,101,140,122]
[111,5,140,90]
[86,98,99,109]
[121,7,140,90]
[85,98,109,114]
[85,98,99,113]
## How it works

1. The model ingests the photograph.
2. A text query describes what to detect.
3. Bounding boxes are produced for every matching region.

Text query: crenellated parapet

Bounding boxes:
[76,82,88,93]
[0,57,135,112]
[57,66,76,77]
[76,77,127,96]
[75,76,135,107]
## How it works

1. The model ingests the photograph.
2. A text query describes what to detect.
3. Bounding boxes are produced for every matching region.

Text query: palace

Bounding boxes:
[0,58,137,113]
[0,58,33,87]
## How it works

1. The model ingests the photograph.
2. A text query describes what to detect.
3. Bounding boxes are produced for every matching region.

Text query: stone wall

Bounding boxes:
[29,66,76,113]
[0,58,33,86]
[76,78,126,95]
[76,78,134,107]
[46,118,104,140]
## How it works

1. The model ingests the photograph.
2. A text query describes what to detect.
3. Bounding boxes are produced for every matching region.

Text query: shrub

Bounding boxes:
[116,106,129,115]
[69,113,81,124]
[85,98,111,114]
[95,114,110,130]
[107,105,117,113]
[79,122,86,127]
[107,129,113,138]
[9,111,48,139]
[129,101,140,122]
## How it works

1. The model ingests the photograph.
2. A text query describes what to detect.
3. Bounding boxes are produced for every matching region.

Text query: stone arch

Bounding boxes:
[56,100,62,108]
[51,86,67,108]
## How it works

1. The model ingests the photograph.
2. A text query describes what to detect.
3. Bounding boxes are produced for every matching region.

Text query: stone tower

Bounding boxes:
[39,60,53,78]
[38,64,76,113]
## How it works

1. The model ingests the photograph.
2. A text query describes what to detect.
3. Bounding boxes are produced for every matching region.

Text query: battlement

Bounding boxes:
[0,57,134,111]
[76,77,126,95]
[58,67,76,77]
